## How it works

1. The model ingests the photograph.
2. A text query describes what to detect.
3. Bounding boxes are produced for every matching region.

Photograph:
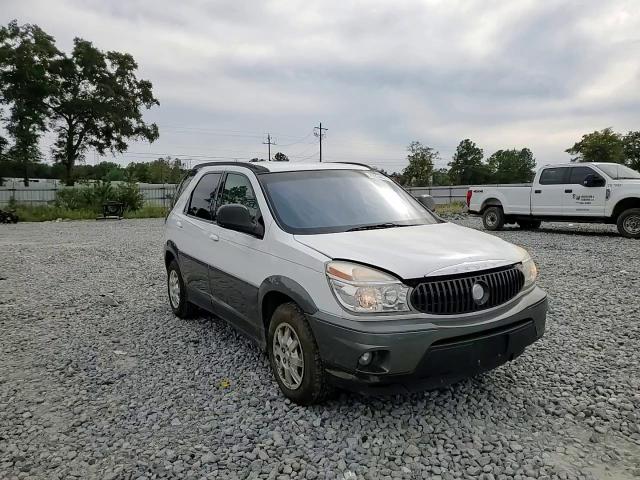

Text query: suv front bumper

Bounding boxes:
[307,286,547,394]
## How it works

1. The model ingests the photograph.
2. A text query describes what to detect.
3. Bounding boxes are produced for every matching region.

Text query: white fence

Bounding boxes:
[0,179,469,207]
[0,180,177,207]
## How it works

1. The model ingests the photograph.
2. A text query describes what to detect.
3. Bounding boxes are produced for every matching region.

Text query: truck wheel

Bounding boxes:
[268,302,332,405]
[617,208,640,239]
[167,260,198,318]
[483,207,505,231]
[518,220,541,230]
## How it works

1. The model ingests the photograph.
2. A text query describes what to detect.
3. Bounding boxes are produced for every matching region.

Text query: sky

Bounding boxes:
[3,0,640,173]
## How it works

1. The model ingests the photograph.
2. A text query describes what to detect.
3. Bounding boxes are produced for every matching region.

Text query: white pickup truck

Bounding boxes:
[466,162,640,238]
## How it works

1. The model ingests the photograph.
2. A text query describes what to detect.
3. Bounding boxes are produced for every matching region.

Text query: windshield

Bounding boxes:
[597,164,640,179]
[259,169,439,234]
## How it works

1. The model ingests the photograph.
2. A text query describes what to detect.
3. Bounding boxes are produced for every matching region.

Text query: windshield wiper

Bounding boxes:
[346,223,414,232]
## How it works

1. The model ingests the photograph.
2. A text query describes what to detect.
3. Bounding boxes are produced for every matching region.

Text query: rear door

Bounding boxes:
[562,166,606,216]
[531,167,569,216]
[178,171,223,308]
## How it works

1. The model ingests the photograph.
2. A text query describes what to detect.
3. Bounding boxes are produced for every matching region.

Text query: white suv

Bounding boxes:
[164,162,547,404]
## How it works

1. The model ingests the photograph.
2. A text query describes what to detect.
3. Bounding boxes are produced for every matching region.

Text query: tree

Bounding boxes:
[487,148,536,184]
[566,128,625,164]
[432,168,451,186]
[47,38,159,185]
[401,141,437,186]
[273,152,289,162]
[448,139,491,184]
[623,131,640,171]
[0,21,60,185]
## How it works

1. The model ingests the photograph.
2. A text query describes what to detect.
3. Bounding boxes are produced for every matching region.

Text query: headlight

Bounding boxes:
[518,256,538,288]
[326,261,410,314]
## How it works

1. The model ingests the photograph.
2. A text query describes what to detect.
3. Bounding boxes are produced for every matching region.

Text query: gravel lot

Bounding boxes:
[1,217,639,480]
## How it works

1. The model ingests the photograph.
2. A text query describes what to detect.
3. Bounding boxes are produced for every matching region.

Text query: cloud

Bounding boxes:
[2,0,640,172]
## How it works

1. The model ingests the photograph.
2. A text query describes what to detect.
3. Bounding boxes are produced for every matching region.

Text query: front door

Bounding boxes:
[207,171,267,341]
[531,167,569,216]
[563,166,607,216]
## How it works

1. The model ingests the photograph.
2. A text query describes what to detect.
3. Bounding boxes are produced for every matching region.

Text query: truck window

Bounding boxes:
[539,167,569,185]
[569,166,601,185]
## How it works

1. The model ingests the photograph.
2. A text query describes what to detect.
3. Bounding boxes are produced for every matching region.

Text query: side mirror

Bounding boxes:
[583,175,605,187]
[416,194,436,211]
[217,204,263,237]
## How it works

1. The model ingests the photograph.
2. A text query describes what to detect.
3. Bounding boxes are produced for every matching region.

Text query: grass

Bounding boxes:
[435,201,466,216]
[11,204,168,222]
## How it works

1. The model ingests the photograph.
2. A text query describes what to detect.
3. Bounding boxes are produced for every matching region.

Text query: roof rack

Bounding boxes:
[328,161,371,169]
[191,161,269,173]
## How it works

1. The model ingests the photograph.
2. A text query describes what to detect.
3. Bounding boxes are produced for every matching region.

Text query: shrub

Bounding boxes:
[115,182,144,211]
[55,181,143,212]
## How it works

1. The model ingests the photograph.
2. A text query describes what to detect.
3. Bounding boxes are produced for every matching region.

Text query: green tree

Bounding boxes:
[432,168,451,186]
[273,152,289,162]
[0,21,60,185]
[48,39,159,185]
[565,128,625,164]
[623,131,640,171]
[401,141,437,186]
[487,148,536,183]
[448,139,490,184]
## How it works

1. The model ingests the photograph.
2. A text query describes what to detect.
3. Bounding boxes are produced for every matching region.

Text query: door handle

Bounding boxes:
[565,189,573,193]
[176,220,183,228]
[208,233,219,242]
[534,190,541,194]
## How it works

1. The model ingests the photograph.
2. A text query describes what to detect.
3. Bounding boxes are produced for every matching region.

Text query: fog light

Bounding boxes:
[358,352,373,366]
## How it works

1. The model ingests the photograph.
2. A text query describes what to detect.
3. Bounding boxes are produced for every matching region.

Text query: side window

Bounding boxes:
[186,173,222,221]
[569,166,601,185]
[539,167,569,185]
[172,170,196,208]
[219,173,261,221]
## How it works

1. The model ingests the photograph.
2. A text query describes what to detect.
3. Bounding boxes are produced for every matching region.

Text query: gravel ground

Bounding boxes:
[1,216,639,480]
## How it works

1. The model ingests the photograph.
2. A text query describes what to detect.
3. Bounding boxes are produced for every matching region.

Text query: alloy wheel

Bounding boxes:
[272,323,305,390]
[168,269,181,308]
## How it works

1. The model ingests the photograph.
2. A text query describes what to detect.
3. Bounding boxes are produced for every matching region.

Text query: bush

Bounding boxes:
[114,182,144,212]
[55,181,143,212]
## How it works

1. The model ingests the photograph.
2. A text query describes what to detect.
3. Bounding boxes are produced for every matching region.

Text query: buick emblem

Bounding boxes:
[472,281,489,305]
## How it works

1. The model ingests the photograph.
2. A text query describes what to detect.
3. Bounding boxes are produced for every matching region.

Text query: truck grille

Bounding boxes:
[409,265,525,315]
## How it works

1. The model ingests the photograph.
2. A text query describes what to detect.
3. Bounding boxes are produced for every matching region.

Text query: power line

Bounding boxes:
[314,122,328,162]
[263,133,276,161]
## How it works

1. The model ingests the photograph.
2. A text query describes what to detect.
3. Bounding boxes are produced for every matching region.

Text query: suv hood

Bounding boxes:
[294,222,525,280]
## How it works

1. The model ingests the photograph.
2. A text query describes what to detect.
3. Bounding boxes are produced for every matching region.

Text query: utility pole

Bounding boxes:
[314,122,328,162]
[263,133,276,161]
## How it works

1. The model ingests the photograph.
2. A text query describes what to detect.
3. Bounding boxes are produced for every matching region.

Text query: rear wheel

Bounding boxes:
[167,260,198,318]
[268,302,332,405]
[482,206,505,231]
[518,220,541,230]
[617,208,640,239]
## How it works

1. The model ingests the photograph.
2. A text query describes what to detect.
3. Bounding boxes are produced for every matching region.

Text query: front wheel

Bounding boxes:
[268,303,332,405]
[617,208,640,239]
[483,206,505,231]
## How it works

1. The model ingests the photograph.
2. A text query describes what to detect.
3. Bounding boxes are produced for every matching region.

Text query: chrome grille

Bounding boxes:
[409,265,525,315]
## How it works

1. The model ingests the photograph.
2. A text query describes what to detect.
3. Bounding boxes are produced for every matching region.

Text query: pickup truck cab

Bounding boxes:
[467,162,640,238]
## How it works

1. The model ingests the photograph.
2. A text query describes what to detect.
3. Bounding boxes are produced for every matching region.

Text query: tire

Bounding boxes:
[166,259,198,318]
[518,220,541,230]
[482,206,505,231]
[268,302,332,405]
[617,208,640,239]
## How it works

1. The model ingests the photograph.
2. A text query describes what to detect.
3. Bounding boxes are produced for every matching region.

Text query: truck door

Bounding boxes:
[562,166,606,217]
[531,167,569,216]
